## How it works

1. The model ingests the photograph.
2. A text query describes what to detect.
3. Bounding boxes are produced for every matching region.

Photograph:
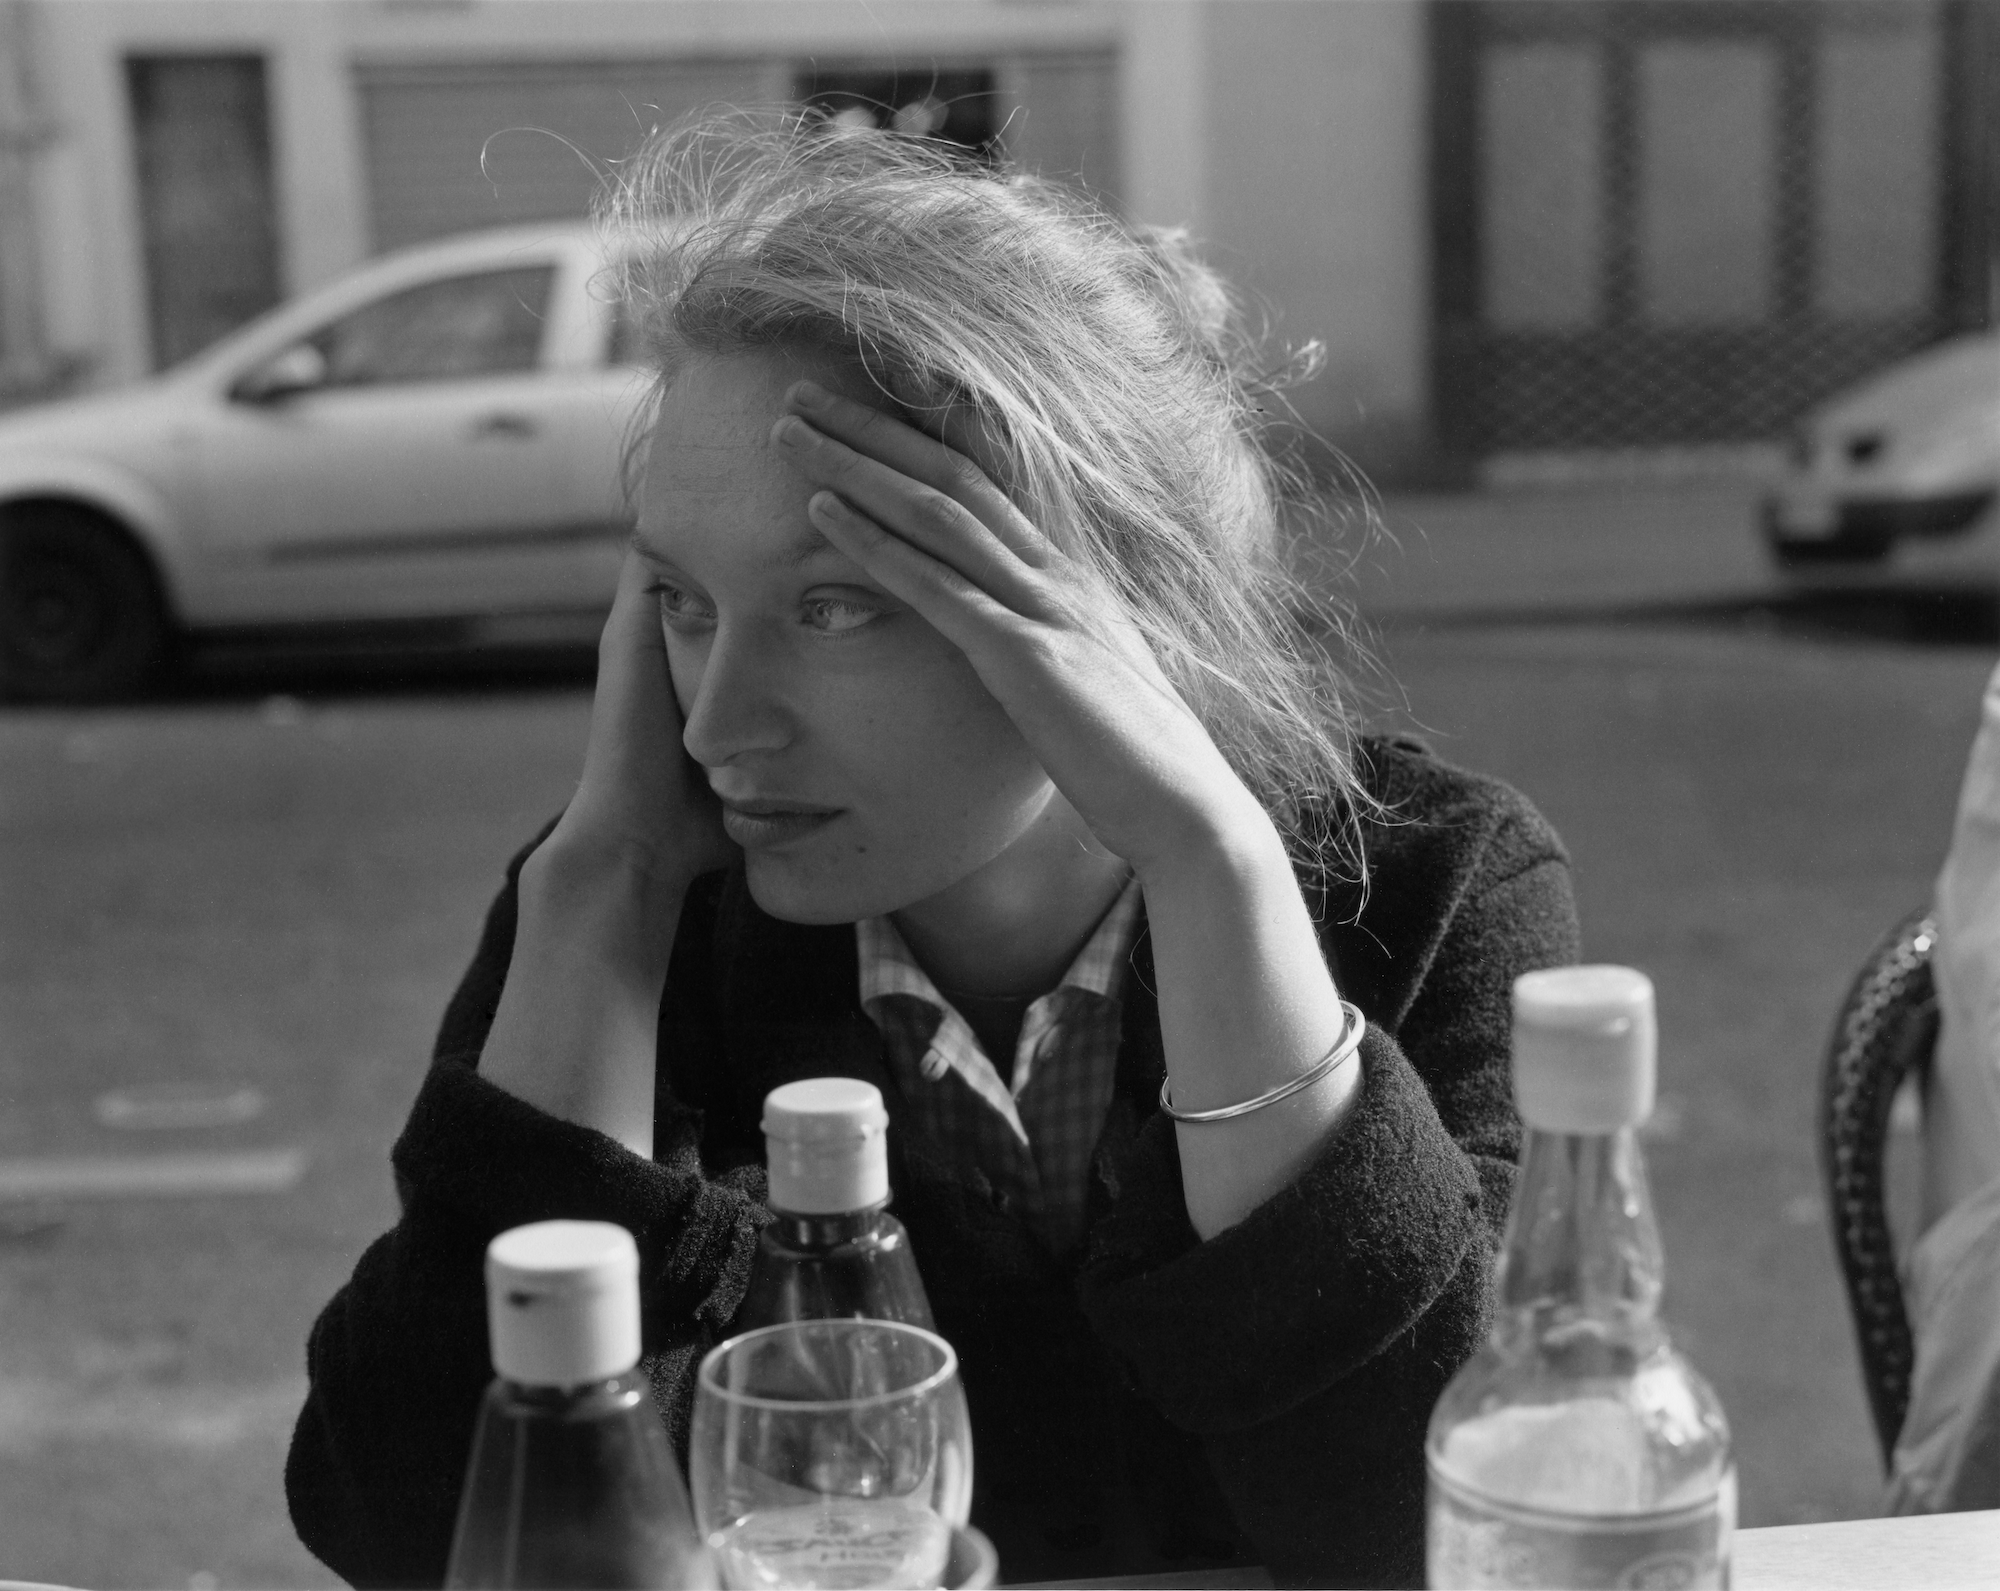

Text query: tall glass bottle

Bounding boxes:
[446,1220,709,1590]
[738,1078,935,1329]
[1426,967,1733,1590]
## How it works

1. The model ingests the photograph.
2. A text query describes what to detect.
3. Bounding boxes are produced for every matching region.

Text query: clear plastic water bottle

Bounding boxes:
[445,1220,710,1589]
[738,1078,935,1329]
[1426,967,1734,1590]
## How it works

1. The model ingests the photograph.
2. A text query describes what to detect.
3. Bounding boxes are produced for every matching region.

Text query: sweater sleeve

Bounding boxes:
[284,840,767,1590]
[1076,782,1580,1588]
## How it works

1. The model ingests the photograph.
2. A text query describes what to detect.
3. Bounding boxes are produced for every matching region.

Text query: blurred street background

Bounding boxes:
[1,0,1997,1585]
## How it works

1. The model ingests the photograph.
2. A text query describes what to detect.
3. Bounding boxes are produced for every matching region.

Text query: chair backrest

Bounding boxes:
[1819,908,1939,1468]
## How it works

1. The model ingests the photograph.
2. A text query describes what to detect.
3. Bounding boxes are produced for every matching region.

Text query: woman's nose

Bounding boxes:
[678,629,793,766]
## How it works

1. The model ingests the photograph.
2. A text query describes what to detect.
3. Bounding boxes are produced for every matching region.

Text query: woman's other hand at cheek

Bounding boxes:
[479,552,738,1158]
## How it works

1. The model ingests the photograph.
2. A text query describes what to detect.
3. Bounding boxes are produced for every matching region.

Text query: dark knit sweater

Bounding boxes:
[285,737,1579,1588]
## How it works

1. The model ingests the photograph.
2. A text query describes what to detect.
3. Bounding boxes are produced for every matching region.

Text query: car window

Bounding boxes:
[307,265,555,388]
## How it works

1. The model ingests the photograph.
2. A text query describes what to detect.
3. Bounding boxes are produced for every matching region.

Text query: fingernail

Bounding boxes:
[771,415,807,448]
[790,380,828,409]
[809,491,847,521]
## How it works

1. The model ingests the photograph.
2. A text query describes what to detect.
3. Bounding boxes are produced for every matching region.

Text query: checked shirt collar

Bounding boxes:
[855,875,1144,1254]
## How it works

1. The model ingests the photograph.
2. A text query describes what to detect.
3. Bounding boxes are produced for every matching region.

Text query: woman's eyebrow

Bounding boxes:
[779,529,843,569]
[627,529,670,564]
[629,525,845,570]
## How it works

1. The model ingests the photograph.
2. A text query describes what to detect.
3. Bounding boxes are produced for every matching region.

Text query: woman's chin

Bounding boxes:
[741,851,893,926]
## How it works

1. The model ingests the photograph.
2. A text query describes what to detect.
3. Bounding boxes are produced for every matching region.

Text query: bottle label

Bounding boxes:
[1427,1465,1735,1589]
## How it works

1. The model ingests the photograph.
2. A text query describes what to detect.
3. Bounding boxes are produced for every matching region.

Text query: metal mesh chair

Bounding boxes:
[1818,909,1939,1468]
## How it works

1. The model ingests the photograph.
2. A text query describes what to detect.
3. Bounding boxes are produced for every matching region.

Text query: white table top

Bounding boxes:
[1010,1506,2000,1588]
[4,1508,1991,1591]
[1735,1507,2000,1590]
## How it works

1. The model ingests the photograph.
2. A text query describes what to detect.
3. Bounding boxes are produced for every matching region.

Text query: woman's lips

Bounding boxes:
[717,801,841,849]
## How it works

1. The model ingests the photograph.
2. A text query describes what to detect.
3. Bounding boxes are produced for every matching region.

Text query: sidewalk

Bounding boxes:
[1340,482,1784,622]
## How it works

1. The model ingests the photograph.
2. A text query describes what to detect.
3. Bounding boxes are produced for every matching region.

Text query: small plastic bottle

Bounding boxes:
[445,1220,709,1590]
[1426,967,1734,1590]
[738,1077,935,1330]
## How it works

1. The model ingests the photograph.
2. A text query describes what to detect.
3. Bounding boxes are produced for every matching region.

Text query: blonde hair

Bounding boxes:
[603,109,1379,883]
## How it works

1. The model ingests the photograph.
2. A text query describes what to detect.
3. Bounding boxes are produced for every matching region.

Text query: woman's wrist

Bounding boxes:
[482,846,689,1160]
[519,830,696,966]
[1128,778,1357,1237]
[1129,782,1292,900]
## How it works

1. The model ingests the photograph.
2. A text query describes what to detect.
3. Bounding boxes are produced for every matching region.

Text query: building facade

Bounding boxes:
[0,0,1434,471]
[1431,0,1995,471]
[0,0,1985,478]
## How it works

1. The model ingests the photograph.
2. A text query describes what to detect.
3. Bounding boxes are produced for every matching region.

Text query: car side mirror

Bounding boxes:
[232,343,328,405]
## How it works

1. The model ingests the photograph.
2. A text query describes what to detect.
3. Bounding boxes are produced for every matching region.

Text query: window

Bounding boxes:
[1635,40,1779,326]
[1481,42,1604,331]
[308,265,555,388]
[1816,21,1939,316]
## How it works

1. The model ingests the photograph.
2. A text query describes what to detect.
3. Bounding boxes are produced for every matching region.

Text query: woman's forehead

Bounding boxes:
[636,351,859,573]
[641,358,799,514]
[644,351,878,481]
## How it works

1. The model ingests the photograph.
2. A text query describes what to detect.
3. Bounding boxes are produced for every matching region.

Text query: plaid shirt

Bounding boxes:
[856,877,1144,1257]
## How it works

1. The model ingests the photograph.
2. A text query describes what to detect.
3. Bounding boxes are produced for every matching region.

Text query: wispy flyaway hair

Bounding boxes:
[603,108,1378,882]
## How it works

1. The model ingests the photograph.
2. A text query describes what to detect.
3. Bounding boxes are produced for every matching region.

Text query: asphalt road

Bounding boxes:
[0,485,1993,1586]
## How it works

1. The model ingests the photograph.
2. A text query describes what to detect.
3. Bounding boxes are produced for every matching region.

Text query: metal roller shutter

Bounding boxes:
[354,59,775,252]
[1430,0,1978,456]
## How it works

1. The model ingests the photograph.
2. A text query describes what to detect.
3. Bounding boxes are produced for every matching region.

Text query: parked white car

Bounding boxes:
[0,224,651,700]
[1763,330,2000,577]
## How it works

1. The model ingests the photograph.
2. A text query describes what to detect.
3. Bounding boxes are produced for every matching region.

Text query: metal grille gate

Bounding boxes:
[1431,0,1992,459]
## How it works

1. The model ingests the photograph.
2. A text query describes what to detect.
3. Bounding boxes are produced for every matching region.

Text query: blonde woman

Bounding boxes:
[288,115,1578,1588]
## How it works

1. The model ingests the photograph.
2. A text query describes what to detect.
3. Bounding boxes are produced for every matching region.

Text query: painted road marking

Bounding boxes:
[0,1148,306,1201]
[0,1369,309,1454]
[94,1083,267,1130]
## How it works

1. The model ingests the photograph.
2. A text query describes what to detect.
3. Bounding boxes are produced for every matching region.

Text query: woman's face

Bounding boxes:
[632,348,1064,924]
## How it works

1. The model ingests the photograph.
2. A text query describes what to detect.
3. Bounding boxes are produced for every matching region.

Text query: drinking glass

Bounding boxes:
[690,1320,973,1590]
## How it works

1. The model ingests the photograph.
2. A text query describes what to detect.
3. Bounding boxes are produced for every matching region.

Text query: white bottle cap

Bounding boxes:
[762,1078,891,1215]
[485,1221,641,1388]
[1511,965,1657,1134]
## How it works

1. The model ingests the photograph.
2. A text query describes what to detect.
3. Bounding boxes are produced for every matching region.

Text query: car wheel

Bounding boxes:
[0,505,175,702]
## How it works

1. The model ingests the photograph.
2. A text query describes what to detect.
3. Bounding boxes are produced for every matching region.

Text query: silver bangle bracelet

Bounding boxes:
[1158,1001,1367,1124]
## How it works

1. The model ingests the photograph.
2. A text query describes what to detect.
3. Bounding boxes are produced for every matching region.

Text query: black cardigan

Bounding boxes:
[285,736,1579,1588]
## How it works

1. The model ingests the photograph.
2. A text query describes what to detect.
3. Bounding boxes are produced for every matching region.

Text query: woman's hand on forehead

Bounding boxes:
[771,380,1359,1240]
[771,380,1260,876]
[779,381,1055,576]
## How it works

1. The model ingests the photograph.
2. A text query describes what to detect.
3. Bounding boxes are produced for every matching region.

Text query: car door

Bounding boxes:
[189,259,625,624]
[485,275,657,629]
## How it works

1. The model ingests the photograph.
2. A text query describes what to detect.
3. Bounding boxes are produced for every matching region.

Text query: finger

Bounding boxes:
[601,551,670,681]
[930,402,1039,551]
[773,414,1054,616]
[580,553,678,778]
[782,382,1053,567]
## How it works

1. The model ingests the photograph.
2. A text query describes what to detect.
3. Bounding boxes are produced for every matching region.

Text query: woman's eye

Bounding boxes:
[801,596,883,634]
[651,582,714,629]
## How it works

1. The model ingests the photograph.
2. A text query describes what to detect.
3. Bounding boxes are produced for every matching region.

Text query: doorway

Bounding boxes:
[125,54,283,370]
